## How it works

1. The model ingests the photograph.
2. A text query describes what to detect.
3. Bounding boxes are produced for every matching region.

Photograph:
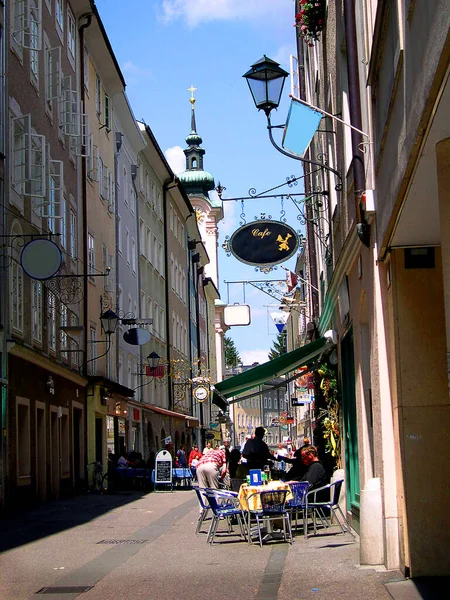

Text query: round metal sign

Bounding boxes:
[123,328,151,346]
[20,238,63,280]
[229,220,299,267]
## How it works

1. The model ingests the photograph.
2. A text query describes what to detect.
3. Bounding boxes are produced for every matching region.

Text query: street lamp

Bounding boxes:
[243,56,343,187]
[242,55,289,117]
[147,351,161,372]
[100,309,120,337]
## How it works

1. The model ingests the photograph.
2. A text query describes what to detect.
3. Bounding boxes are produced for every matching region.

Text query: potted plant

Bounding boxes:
[295,0,326,45]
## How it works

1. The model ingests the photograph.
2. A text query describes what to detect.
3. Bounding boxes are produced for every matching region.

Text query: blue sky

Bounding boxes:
[95,0,305,365]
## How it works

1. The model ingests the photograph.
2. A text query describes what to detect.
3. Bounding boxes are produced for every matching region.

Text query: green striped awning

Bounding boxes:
[212,336,329,409]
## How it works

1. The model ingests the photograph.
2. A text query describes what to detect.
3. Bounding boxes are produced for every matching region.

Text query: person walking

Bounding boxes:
[188,444,202,480]
[195,447,227,489]
[242,426,275,471]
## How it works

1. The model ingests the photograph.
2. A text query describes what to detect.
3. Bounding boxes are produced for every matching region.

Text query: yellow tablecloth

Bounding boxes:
[238,481,294,512]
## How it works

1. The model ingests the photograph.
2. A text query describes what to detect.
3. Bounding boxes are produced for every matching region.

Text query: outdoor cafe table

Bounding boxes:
[238,480,294,512]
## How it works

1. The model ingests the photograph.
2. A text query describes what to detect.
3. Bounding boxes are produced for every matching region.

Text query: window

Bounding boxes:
[104,93,110,130]
[88,234,95,274]
[60,304,68,360]
[117,215,122,253]
[139,219,145,256]
[67,8,75,58]
[160,307,165,341]
[60,412,70,474]
[32,280,43,343]
[95,74,101,115]
[48,291,56,351]
[59,195,66,248]
[55,0,63,31]
[123,167,128,205]
[131,238,136,273]
[146,228,152,263]
[83,46,89,90]
[12,114,46,198]
[12,0,42,52]
[30,16,39,82]
[69,209,76,259]
[45,44,61,109]
[125,229,130,265]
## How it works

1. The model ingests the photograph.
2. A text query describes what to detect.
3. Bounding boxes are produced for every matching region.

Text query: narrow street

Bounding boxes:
[0,489,416,600]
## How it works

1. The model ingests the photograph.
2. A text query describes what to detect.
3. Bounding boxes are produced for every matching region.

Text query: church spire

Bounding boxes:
[178,86,215,200]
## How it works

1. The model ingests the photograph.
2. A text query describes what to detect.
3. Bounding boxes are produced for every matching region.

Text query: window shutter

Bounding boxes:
[46,46,62,101]
[13,0,42,50]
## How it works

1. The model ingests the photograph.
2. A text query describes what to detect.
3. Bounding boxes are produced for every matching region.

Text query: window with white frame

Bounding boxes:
[104,92,110,130]
[45,44,61,110]
[12,0,42,52]
[148,298,153,326]
[160,307,165,341]
[139,219,145,256]
[59,195,66,248]
[141,291,146,318]
[55,0,63,32]
[60,304,68,360]
[83,45,89,90]
[67,8,75,59]
[152,235,157,270]
[32,280,43,343]
[69,209,76,259]
[117,215,122,253]
[130,186,136,214]
[146,228,152,263]
[12,114,46,199]
[88,233,95,274]
[131,238,136,273]
[48,290,56,351]
[29,16,39,82]
[153,303,159,338]
[125,229,130,265]
[95,73,101,115]
[158,243,163,276]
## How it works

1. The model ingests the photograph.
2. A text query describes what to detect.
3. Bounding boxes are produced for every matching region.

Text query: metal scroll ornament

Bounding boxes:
[228,219,299,268]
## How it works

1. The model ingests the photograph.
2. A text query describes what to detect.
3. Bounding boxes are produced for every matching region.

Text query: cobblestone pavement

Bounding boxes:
[0,490,444,600]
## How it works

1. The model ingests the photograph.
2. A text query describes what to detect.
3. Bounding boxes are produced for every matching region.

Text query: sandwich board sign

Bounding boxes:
[154,449,173,491]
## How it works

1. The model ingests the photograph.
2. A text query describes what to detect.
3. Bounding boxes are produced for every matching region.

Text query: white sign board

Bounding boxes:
[224,304,251,326]
[155,449,173,484]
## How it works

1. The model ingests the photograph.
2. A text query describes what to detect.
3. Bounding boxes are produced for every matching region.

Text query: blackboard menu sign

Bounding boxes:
[155,450,173,484]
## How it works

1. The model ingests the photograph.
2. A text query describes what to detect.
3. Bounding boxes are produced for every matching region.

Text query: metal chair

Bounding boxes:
[305,479,353,538]
[192,485,212,535]
[286,481,310,533]
[204,489,247,544]
[249,490,293,547]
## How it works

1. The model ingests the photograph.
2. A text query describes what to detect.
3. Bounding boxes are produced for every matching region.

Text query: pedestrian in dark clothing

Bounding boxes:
[242,426,275,471]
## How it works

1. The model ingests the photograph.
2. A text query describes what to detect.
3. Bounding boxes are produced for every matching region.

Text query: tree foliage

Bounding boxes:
[268,332,287,360]
[224,336,241,368]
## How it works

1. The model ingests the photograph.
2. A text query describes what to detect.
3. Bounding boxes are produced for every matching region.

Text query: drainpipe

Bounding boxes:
[114,134,121,384]
[343,0,370,247]
[131,162,142,401]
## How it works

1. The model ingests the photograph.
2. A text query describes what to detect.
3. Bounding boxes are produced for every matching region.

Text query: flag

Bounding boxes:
[286,270,299,293]
[282,98,323,157]
[269,311,289,333]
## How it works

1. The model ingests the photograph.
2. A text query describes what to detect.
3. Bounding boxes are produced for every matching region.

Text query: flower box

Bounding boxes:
[295,0,326,45]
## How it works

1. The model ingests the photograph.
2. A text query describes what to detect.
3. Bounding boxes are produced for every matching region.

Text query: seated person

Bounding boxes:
[299,445,329,490]
[281,448,308,481]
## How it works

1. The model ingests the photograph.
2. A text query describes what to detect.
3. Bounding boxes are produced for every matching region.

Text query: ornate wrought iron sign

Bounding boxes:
[227,219,299,268]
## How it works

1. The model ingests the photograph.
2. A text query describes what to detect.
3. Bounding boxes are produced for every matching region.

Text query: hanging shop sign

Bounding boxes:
[229,220,299,267]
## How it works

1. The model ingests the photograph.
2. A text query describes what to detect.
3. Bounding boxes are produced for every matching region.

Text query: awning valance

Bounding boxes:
[212,336,329,409]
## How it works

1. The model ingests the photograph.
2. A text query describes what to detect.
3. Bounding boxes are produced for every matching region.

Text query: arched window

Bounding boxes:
[191,157,197,168]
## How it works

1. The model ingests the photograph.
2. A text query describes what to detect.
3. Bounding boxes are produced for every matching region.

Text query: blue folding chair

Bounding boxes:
[250,490,293,547]
[192,485,212,535]
[305,479,353,538]
[286,481,310,533]
[204,489,247,544]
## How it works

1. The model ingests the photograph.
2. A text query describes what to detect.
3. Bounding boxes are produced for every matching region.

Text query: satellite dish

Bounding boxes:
[20,238,62,280]
[123,328,151,346]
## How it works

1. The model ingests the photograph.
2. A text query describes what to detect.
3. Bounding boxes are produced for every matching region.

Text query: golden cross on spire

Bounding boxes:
[188,84,197,106]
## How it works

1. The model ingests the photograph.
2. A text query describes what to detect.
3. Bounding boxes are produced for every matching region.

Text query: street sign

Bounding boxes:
[206,432,215,440]
[154,450,173,491]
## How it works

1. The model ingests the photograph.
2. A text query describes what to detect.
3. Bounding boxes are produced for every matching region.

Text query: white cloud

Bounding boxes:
[122,61,152,86]
[165,145,185,175]
[240,349,269,366]
[161,0,291,27]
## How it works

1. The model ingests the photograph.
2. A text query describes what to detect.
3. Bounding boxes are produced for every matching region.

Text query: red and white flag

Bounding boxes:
[286,270,298,293]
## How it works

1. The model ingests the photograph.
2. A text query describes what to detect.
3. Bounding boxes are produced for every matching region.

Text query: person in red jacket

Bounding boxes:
[188,444,202,480]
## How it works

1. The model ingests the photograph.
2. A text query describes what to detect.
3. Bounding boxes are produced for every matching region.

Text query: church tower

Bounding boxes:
[178,87,223,287]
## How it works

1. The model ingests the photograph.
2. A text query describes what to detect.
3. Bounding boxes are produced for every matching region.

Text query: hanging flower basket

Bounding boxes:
[295,0,326,45]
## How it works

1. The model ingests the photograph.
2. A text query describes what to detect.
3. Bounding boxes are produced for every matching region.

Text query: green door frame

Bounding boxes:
[341,328,361,519]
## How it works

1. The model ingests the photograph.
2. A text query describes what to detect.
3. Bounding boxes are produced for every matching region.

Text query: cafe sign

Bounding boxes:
[229,220,299,267]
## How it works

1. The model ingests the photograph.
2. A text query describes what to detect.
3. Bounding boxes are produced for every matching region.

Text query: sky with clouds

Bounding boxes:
[95,0,304,366]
